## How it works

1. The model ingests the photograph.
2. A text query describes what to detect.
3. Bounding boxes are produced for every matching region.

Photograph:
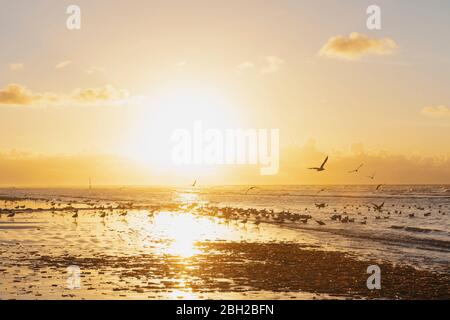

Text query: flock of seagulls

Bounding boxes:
[306,156,382,187]
[0,153,446,236]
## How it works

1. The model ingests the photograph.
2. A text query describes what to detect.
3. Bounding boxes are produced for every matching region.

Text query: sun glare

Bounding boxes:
[151,208,230,258]
[123,85,237,169]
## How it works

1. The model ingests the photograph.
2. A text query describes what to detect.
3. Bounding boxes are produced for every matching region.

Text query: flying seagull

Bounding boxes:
[366,172,376,180]
[371,202,385,212]
[245,186,258,195]
[308,156,328,172]
[349,163,364,173]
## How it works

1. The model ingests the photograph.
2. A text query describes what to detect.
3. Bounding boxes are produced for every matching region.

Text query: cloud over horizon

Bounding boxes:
[319,32,397,60]
[421,105,450,118]
[0,83,131,106]
[0,140,449,186]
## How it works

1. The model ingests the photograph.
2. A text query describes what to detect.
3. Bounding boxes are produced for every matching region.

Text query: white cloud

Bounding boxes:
[235,56,284,74]
[55,60,73,69]
[0,83,131,106]
[9,63,24,71]
[260,56,285,74]
[421,105,450,118]
[319,32,397,60]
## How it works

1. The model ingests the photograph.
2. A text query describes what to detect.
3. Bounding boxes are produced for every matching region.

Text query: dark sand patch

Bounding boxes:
[32,242,450,300]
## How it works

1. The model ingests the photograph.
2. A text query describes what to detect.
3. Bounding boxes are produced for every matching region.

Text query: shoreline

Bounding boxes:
[4,241,448,300]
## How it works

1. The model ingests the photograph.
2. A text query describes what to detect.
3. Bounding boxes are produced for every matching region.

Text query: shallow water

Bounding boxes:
[0,185,449,299]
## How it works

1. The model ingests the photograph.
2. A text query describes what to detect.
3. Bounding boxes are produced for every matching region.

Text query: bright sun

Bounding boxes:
[123,85,237,171]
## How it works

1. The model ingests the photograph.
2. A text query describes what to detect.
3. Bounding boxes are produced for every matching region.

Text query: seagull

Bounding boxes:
[315,203,327,209]
[308,156,328,172]
[7,211,15,218]
[317,188,326,194]
[366,172,376,180]
[348,163,364,173]
[371,202,385,212]
[315,220,326,226]
[120,210,128,217]
[72,211,78,218]
[245,186,258,195]
[192,179,197,187]
[375,184,384,191]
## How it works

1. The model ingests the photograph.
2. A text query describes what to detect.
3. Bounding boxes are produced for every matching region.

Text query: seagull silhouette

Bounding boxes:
[308,156,328,172]
[245,186,258,195]
[349,163,364,173]
[376,184,384,191]
[371,202,385,212]
[366,172,376,180]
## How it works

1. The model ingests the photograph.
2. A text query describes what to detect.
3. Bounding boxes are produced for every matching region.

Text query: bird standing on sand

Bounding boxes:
[308,156,328,172]
[72,211,78,218]
[348,163,364,174]
[120,210,128,217]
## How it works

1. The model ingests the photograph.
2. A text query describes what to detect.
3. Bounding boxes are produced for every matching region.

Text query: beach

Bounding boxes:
[0,185,449,300]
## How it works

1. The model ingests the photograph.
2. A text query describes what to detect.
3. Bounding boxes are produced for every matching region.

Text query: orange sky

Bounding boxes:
[0,0,449,186]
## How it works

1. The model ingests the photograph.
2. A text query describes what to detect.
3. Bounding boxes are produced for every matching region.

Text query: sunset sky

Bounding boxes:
[0,0,449,186]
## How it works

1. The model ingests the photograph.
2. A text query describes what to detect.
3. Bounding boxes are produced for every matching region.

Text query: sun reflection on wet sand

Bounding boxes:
[152,211,232,257]
[174,191,200,204]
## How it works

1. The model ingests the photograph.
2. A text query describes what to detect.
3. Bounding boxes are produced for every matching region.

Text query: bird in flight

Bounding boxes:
[308,156,328,172]
[366,172,376,180]
[192,179,197,187]
[245,186,258,195]
[371,202,385,212]
[349,163,364,173]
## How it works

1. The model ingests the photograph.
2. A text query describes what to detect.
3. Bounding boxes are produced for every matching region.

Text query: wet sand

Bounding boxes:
[27,242,450,300]
[0,191,449,300]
